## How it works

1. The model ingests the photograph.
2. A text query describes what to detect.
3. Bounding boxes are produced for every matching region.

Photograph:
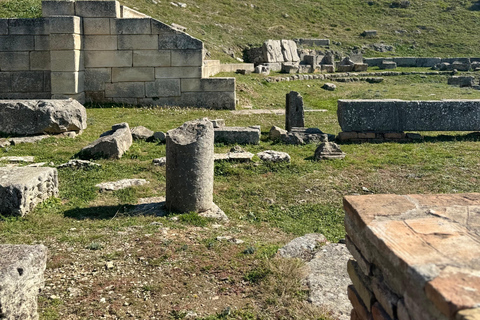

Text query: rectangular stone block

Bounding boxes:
[416,57,441,67]
[145,78,180,97]
[133,50,171,67]
[155,66,201,79]
[42,0,75,16]
[8,18,49,35]
[0,20,8,34]
[111,18,151,34]
[83,18,111,34]
[118,35,158,50]
[75,1,120,18]
[0,167,58,216]
[345,236,371,276]
[214,126,260,144]
[84,50,132,67]
[112,67,154,82]
[84,35,117,50]
[44,71,51,91]
[84,68,111,91]
[171,49,203,67]
[0,72,11,93]
[338,99,480,132]
[121,5,149,18]
[105,81,145,97]
[0,35,34,51]
[50,50,83,72]
[48,16,81,34]
[157,31,203,50]
[12,71,45,92]
[180,91,235,110]
[49,34,81,50]
[34,35,50,50]
[181,78,235,92]
[0,244,47,320]
[30,51,50,70]
[51,71,84,94]
[347,259,375,311]
[0,52,29,71]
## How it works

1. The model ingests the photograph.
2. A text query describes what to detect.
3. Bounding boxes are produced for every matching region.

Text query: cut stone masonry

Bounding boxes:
[0,0,236,109]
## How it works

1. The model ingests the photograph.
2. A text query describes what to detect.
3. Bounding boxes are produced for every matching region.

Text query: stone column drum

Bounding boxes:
[285,91,305,131]
[166,119,214,213]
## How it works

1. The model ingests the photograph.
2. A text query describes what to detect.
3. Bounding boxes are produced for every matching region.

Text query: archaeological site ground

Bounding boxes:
[1,0,480,319]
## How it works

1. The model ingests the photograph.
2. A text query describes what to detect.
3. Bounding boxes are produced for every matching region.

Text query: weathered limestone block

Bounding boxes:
[262,40,283,63]
[0,99,87,135]
[166,119,214,213]
[96,179,149,191]
[0,244,47,320]
[280,127,329,145]
[337,99,480,132]
[214,126,261,144]
[0,167,58,216]
[381,61,397,69]
[314,142,346,160]
[80,122,132,159]
[285,91,305,131]
[448,76,475,87]
[269,125,287,140]
[131,125,154,140]
[257,150,291,163]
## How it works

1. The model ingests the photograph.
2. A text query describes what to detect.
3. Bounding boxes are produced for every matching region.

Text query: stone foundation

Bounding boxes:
[344,193,480,320]
[337,131,423,143]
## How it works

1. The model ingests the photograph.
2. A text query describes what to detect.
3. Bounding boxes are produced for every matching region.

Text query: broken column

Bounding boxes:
[166,119,214,213]
[0,244,47,320]
[285,91,305,131]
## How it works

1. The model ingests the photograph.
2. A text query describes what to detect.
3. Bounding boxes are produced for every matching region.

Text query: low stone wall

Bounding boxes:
[337,99,480,132]
[364,57,480,68]
[344,193,480,320]
[202,60,255,77]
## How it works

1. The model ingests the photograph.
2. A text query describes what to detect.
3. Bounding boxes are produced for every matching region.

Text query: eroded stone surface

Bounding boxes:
[0,167,58,216]
[58,159,101,169]
[256,150,291,163]
[0,244,47,320]
[96,179,149,191]
[131,126,154,140]
[80,122,132,159]
[277,233,327,260]
[214,126,261,145]
[314,142,346,160]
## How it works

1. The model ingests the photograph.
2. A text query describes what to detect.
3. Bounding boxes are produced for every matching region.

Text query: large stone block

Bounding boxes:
[84,35,117,50]
[80,122,132,159]
[155,66,201,78]
[150,19,176,33]
[30,51,51,70]
[214,126,260,144]
[0,20,8,35]
[181,78,235,92]
[34,35,50,50]
[133,50,171,67]
[84,50,132,67]
[338,99,480,132]
[393,57,418,67]
[285,91,304,131]
[0,167,58,216]
[75,0,120,18]
[157,31,203,50]
[48,16,81,34]
[0,244,47,319]
[145,78,180,97]
[110,18,151,34]
[42,0,75,16]
[171,49,203,67]
[49,34,81,50]
[118,34,159,50]
[416,57,441,67]
[112,67,154,82]
[0,72,11,93]
[51,71,84,94]
[8,18,49,35]
[0,99,87,135]
[180,91,235,110]
[50,50,83,72]
[12,71,45,92]
[262,40,283,63]
[0,52,30,71]
[0,35,34,51]
[83,18,111,34]
[105,81,145,97]
[84,68,111,91]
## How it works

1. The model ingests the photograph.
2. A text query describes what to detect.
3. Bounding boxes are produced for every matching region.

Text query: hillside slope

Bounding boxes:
[1,0,480,60]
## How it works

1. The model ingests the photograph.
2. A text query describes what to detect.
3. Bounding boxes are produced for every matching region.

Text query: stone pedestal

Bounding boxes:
[0,244,47,320]
[285,91,304,131]
[166,119,214,213]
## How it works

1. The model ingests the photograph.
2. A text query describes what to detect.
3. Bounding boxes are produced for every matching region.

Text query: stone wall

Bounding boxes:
[364,57,480,68]
[0,0,236,109]
[337,99,480,132]
[202,60,255,77]
[344,193,480,320]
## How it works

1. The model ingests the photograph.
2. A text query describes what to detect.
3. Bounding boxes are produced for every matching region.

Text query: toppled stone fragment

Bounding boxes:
[58,159,101,169]
[0,167,58,216]
[281,127,330,145]
[153,131,166,143]
[322,83,336,91]
[210,119,225,128]
[257,150,291,163]
[131,126,154,140]
[96,179,149,191]
[269,126,288,140]
[0,244,47,320]
[214,126,261,145]
[314,142,346,160]
[80,122,132,159]
[152,157,166,166]
[0,156,35,163]
[0,99,87,135]
[278,233,327,260]
[10,135,50,146]
[285,91,305,131]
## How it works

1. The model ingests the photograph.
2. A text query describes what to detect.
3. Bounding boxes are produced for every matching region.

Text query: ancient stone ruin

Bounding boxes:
[0,244,47,320]
[344,193,480,320]
[285,91,305,131]
[0,0,236,109]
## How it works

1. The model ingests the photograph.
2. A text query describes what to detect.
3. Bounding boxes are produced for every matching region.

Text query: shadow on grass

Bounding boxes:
[63,202,170,220]
[337,132,480,145]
